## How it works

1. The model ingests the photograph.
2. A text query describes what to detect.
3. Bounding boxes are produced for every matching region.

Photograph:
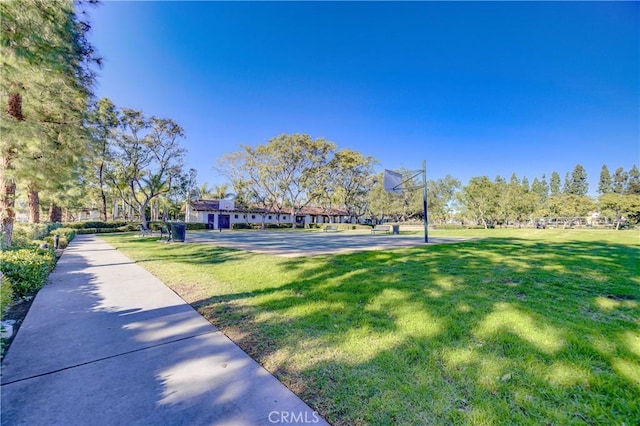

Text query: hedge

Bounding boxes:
[13,223,63,243]
[0,248,56,298]
[0,275,13,315]
[63,221,129,230]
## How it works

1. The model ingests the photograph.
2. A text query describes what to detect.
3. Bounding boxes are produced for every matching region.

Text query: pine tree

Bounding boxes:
[598,164,613,194]
[567,164,588,196]
[626,165,640,195]
[612,167,628,194]
[0,0,99,244]
[550,171,561,195]
[562,172,571,194]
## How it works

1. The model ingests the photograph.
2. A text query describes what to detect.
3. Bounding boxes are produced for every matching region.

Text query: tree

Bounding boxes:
[211,183,235,200]
[87,97,119,221]
[239,134,336,228]
[598,164,613,195]
[626,165,640,195]
[612,167,628,194]
[530,174,550,218]
[426,175,461,224]
[458,176,499,229]
[599,193,640,229]
[367,173,404,223]
[548,194,595,228]
[566,164,588,196]
[108,109,187,227]
[550,171,561,196]
[0,0,99,245]
[328,149,377,222]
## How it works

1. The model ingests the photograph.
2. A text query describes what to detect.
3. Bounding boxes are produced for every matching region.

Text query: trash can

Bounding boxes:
[169,222,186,242]
[392,224,400,235]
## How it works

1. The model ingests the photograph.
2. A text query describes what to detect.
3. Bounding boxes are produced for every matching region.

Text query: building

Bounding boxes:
[186,199,349,229]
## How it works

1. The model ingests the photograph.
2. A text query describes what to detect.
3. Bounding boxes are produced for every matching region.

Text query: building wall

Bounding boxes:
[192,210,346,228]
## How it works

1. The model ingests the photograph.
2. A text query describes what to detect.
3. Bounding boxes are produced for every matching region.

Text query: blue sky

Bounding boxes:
[88,1,639,195]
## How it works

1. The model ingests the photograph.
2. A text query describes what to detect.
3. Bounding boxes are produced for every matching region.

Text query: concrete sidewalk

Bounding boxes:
[1,235,327,426]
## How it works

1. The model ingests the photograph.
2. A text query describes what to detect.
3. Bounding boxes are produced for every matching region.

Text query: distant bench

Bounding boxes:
[371,225,391,234]
[324,225,339,232]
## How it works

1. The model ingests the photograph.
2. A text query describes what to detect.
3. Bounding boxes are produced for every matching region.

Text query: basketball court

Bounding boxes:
[187,230,476,257]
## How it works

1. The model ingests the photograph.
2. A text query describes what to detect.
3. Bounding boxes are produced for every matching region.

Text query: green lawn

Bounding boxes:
[102,229,640,425]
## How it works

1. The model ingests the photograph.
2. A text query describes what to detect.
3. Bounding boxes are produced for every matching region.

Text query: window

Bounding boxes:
[268,215,272,220]
[251,215,256,219]
[234,214,239,219]
[283,216,287,220]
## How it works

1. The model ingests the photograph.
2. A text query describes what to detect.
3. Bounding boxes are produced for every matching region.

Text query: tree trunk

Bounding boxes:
[0,162,16,247]
[1,93,24,247]
[28,184,40,223]
[139,202,148,227]
[291,207,297,229]
[99,162,108,221]
[49,204,62,222]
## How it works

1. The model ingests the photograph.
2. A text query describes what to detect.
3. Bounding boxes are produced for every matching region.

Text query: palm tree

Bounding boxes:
[212,183,235,200]
[198,182,214,199]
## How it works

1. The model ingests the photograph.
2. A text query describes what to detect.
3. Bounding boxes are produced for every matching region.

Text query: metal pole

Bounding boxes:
[422,159,429,243]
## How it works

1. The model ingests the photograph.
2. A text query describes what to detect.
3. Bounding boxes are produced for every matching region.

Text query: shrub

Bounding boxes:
[232,223,252,230]
[0,275,13,316]
[76,228,97,235]
[13,223,62,241]
[50,227,76,240]
[148,221,165,231]
[95,228,124,234]
[186,222,208,231]
[63,221,129,230]
[44,235,68,249]
[0,247,55,298]
[117,224,139,232]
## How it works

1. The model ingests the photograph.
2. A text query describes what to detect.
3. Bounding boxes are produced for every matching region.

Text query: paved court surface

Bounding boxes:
[1,235,327,426]
[188,230,476,257]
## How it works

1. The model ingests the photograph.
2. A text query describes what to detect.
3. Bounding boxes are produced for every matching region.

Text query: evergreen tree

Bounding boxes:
[626,165,640,195]
[598,164,613,194]
[540,174,549,198]
[550,171,561,195]
[612,167,628,194]
[567,164,588,196]
[562,172,571,194]
[0,0,99,245]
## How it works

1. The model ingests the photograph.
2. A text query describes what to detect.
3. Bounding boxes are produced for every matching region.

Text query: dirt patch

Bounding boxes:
[1,295,36,362]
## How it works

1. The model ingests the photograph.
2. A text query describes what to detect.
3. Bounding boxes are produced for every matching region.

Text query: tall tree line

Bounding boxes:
[1,0,100,246]
[216,138,639,229]
[0,2,191,246]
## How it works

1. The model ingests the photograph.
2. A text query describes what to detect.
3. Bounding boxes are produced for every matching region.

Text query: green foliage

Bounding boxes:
[0,247,55,298]
[63,221,128,229]
[265,223,293,229]
[566,164,588,196]
[599,164,613,194]
[13,223,63,242]
[0,0,99,247]
[549,171,561,195]
[75,228,125,235]
[232,223,252,230]
[0,275,13,316]
[185,222,208,231]
[40,227,75,249]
